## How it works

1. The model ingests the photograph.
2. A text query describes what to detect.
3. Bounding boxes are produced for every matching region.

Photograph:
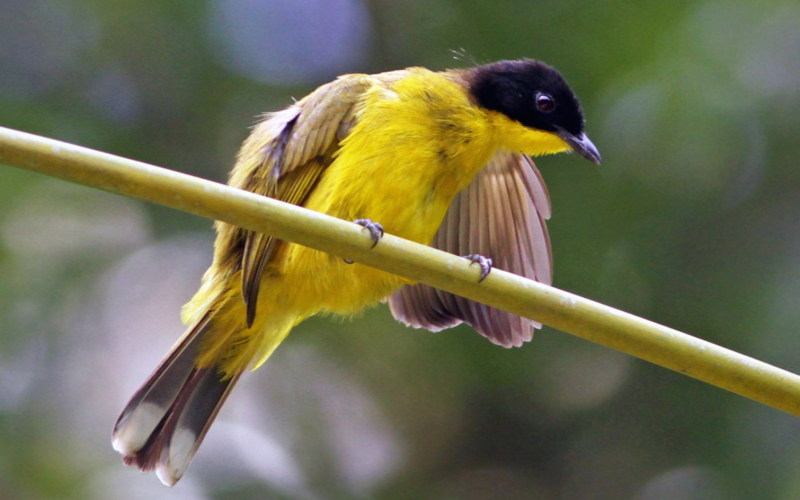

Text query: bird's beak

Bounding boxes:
[555,127,601,164]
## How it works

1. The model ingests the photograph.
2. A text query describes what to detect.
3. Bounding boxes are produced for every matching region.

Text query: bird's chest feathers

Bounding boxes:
[318,75,496,243]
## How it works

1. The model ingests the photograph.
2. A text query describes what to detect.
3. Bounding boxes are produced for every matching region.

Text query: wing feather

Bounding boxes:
[389,151,553,347]
[223,74,379,325]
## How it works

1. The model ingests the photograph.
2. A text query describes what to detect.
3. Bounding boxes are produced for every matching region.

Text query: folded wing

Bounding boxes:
[218,74,379,326]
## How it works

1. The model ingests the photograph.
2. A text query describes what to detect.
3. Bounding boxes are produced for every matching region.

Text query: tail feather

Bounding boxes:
[112,315,243,486]
[145,368,240,486]
[112,315,211,456]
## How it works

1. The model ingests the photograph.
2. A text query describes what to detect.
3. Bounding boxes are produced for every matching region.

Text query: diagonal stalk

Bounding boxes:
[1,125,799,416]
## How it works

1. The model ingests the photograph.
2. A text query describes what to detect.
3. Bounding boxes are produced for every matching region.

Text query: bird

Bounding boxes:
[111,58,601,486]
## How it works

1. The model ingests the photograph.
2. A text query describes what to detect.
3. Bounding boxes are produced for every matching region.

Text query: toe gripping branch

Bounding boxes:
[464,254,493,282]
[345,219,385,264]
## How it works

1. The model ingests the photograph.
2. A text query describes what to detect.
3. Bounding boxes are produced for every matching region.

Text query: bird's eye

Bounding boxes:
[536,93,555,112]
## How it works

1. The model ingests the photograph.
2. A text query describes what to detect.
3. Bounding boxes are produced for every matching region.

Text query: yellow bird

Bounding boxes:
[111,59,601,485]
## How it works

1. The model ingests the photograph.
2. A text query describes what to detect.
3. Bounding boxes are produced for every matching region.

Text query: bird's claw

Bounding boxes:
[354,219,384,248]
[464,254,493,282]
[345,219,384,264]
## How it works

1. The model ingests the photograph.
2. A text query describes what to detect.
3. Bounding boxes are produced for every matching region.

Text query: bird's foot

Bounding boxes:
[354,219,385,247]
[344,219,385,264]
[463,254,493,282]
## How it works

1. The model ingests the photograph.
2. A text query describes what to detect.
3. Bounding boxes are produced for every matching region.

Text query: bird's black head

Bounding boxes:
[468,59,600,163]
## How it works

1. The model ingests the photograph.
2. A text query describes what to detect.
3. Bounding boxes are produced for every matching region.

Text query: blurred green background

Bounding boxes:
[1,0,800,499]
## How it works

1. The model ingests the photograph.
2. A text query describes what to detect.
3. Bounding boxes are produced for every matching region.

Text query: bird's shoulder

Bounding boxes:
[218,71,420,321]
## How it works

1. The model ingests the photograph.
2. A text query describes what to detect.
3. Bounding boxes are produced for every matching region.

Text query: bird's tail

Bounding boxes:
[111,313,242,486]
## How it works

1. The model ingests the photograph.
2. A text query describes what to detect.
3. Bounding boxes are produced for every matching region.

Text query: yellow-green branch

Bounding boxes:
[1,125,798,416]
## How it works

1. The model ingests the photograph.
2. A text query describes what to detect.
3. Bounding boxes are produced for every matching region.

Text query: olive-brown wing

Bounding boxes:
[221,74,382,325]
[389,152,552,347]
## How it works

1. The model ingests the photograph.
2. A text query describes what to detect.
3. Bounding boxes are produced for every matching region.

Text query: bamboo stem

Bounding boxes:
[1,125,798,416]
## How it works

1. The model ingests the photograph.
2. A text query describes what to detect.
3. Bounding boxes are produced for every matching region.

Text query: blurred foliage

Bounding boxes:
[1,0,800,499]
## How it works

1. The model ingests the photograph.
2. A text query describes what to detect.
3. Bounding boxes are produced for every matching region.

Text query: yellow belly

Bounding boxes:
[200,70,504,374]
[267,71,500,315]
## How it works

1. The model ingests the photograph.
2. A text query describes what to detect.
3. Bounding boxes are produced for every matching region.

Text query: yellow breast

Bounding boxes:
[305,69,497,241]
[270,70,502,316]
